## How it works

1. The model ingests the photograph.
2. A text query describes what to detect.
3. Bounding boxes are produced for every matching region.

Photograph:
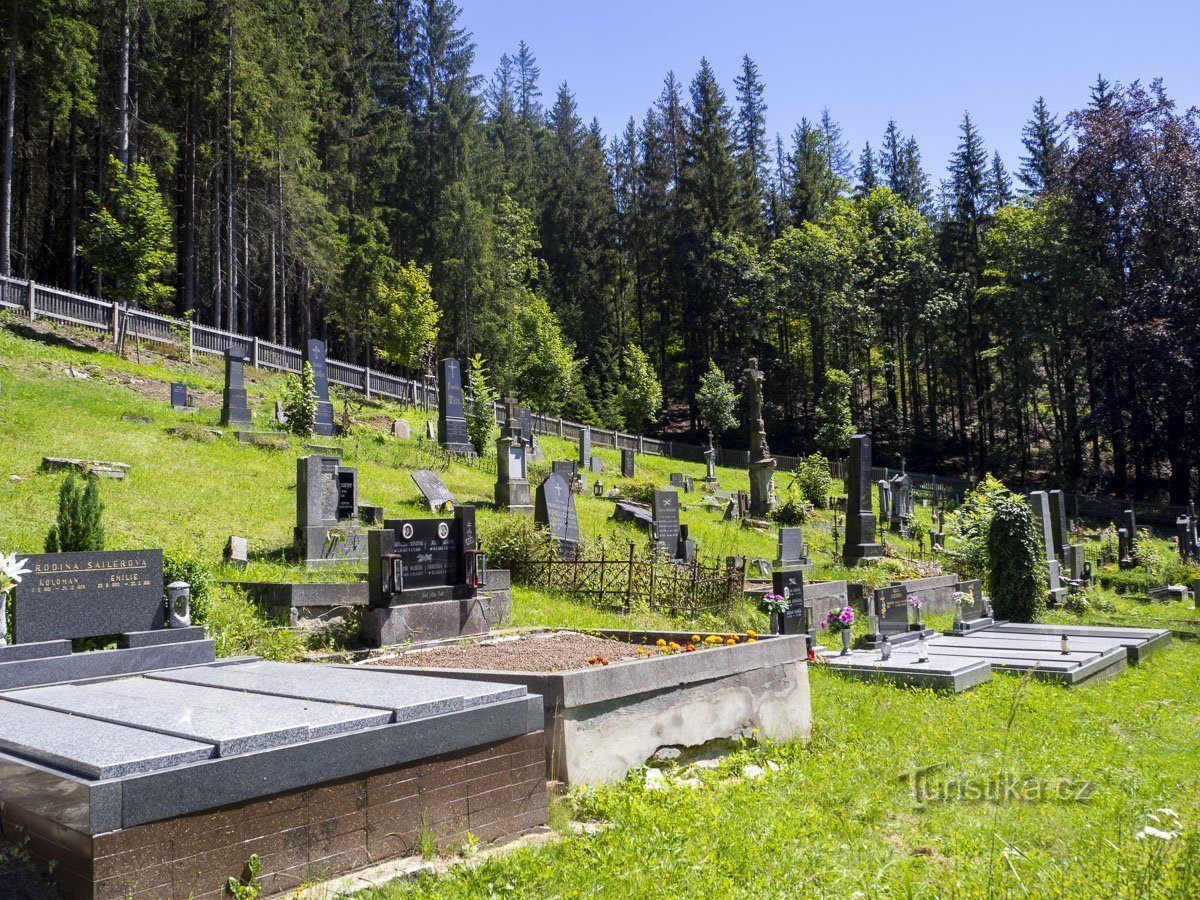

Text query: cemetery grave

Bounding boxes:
[0,549,547,899]
[369,628,811,785]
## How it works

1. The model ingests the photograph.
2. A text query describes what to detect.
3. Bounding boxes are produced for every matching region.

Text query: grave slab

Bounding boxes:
[145,659,524,721]
[0,699,214,779]
[4,677,391,756]
[818,649,992,693]
[984,622,1171,663]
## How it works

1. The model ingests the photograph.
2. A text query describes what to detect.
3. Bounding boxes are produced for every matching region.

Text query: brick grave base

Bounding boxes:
[0,731,547,900]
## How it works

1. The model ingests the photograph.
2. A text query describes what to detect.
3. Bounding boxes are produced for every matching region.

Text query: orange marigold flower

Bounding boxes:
[746,630,757,639]
[691,635,701,644]
[725,637,737,645]
[656,638,667,647]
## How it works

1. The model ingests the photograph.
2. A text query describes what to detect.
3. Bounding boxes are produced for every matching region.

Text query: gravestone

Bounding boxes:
[12,550,166,643]
[220,346,252,426]
[842,434,883,566]
[877,480,891,527]
[494,398,533,514]
[870,585,912,643]
[889,472,913,530]
[363,506,495,645]
[579,427,591,468]
[776,527,812,574]
[589,456,603,475]
[223,536,248,569]
[170,383,194,412]
[744,358,776,517]
[675,524,696,563]
[392,419,411,439]
[684,476,694,494]
[738,490,750,517]
[621,448,635,478]
[669,473,684,488]
[1048,490,1069,560]
[412,469,456,511]
[703,446,718,485]
[304,339,336,436]
[425,420,436,440]
[535,473,580,550]
[771,569,806,634]
[946,578,993,635]
[437,357,474,455]
[1029,491,1068,603]
[274,401,288,425]
[652,490,681,558]
[552,460,577,482]
[516,407,535,446]
[295,455,368,567]
[1117,527,1132,565]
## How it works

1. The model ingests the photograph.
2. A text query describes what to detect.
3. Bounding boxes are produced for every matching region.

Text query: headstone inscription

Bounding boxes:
[872,585,910,640]
[12,550,166,643]
[535,473,580,549]
[652,490,681,558]
[412,469,456,511]
[771,569,806,634]
[295,455,368,567]
[552,460,577,482]
[621,448,636,478]
[842,434,883,566]
[437,357,474,455]
[370,506,479,602]
[304,339,336,436]
[220,346,251,426]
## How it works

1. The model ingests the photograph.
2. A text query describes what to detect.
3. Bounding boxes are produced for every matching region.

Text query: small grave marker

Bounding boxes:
[412,469,456,511]
[535,473,580,549]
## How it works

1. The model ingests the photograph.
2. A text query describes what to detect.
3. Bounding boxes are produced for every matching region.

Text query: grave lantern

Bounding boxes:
[915,633,929,663]
[594,480,604,498]
[880,634,892,662]
[465,549,488,589]
[1060,634,1070,655]
[167,581,191,628]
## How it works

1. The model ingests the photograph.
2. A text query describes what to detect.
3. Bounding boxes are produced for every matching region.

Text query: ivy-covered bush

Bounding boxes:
[281,362,317,437]
[945,474,1012,579]
[986,497,1047,623]
[791,453,832,509]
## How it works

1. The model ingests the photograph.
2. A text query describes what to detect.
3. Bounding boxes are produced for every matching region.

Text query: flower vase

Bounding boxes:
[770,610,782,635]
[840,628,851,656]
[0,591,7,648]
[953,609,963,631]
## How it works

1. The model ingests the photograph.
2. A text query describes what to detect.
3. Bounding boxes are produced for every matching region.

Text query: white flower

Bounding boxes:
[1136,826,1179,841]
[0,553,30,594]
[741,764,765,780]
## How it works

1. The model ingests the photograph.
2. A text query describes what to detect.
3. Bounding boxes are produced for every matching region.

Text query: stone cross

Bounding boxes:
[744,357,771,462]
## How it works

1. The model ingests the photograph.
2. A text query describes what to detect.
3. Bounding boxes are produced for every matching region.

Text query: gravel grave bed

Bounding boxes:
[370,631,652,672]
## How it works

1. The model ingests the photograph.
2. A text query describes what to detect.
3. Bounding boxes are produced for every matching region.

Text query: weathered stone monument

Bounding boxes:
[889,470,914,530]
[842,434,883,566]
[877,479,892,527]
[704,442,718,485]
[652,489,681,558]
[579,426,591,468]
[675,524,697,563]
[391,419,411,439]
[437,357,474,455]
[744,358,776,517]
[1029,491,1068,604]
[776,527,812,575]
[220,345,251,426]
[363,506,499,645]
[1049,489,1085,581]
[535,472,580,552]
[412,469,456,511]
[495,397,533,514]
[621,448,635,478]
[304,338,337,436]
[295,454,369,568]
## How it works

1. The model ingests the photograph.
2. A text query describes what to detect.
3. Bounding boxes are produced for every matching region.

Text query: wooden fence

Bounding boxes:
[510,543,742,617]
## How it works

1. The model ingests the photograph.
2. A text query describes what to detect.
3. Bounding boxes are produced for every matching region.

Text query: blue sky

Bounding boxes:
[458,0,1199,185]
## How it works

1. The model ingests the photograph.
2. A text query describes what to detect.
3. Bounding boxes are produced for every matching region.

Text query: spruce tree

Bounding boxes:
[1018,97,1064,193]
[989,150,1013,210]
[732,54,768,237]
[45,473,105,553]
[856,142,878,197]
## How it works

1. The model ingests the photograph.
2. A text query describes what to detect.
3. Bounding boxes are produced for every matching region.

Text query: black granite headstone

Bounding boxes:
[13,550,165,643]
[380,518,460,591]
[535,473,580,547]
[170,382,188,410]
[669,473,684,488]
[873,585,909,636]
[220,346,251,426]
[516,407,535,447]
[956,579,986,620]
[652,490,681,557]
[621,449,635,478]
[437,358,473,453]
[675,524,696,563]
[552,460,577,481]
[843,434,883,565]
[772,569,806,634]
[304,339,336,436]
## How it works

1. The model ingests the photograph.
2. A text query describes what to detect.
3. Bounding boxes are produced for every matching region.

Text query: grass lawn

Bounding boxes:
[358,640,1200,898]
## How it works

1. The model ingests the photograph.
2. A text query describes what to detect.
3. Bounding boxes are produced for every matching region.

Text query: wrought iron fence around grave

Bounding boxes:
[509,544,742,618]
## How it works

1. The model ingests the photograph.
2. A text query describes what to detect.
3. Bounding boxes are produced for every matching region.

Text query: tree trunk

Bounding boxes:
[118,0,131,169]
[1,0,16,276]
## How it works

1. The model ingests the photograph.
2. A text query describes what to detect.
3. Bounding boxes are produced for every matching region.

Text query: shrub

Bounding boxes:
[281,362,317,437]
[770,480,809,526]
[945,474,1012,579]
[986,497,1046,622]
[202,585,304,661]
[480,514,558,572]
[465,354,498,455]
[614,476,661,506]
[792,453,832,509]
[164,548,214,624]
[814,368,854,456]
[696,360,739,443]
[45,472,105,552]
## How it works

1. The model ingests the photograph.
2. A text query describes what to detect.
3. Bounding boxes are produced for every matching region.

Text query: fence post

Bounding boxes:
[187,320,194,362]
[110,301,120,343]
[26,279,35,322]
[625,541,636,611]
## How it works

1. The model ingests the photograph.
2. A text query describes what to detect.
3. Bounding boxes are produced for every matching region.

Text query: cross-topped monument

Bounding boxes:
[744,357,776,517]
[495,395,533,514]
